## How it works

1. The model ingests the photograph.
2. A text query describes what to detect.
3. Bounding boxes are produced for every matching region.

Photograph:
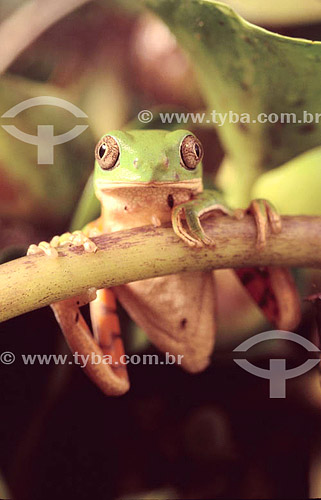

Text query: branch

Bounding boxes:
[0,215,320,323]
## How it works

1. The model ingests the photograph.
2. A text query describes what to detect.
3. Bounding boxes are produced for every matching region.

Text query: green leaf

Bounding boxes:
[221,1,321,26]
[69,173,100,231]
[143,0,321,205]
[0,75,94,225]
[252,146,321,215]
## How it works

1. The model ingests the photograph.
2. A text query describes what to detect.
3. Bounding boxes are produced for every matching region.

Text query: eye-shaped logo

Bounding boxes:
[1,96,88,164]
[233,331,320,398]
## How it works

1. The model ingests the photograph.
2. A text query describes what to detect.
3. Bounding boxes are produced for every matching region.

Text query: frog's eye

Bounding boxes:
[180,135,204,170]
[95,136,120,170]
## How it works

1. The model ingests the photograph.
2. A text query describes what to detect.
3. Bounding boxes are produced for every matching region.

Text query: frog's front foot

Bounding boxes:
[172,203,215,248]
[234,199,282,251]
[27,240,58,258]
[27,231,98,257]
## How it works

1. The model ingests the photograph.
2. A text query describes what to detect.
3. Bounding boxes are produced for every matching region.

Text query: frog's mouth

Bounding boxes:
[95,178,203,193]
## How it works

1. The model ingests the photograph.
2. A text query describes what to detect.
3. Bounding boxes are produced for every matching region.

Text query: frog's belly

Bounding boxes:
[114,270,216,373]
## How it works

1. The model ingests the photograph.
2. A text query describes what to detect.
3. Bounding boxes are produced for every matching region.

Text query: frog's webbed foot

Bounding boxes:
[234,199,282,251]
[172,194,230,248]
[51,287,130,397]
[27,230,98,258]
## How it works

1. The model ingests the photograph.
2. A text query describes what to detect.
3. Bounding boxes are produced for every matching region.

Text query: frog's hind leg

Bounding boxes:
[51,289,130,396]
[235,267,301,331]
[234,199,301,330]
[89,288,129,387]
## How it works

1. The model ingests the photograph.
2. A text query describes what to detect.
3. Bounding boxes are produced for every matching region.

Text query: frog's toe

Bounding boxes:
[177,227,203,247]
[50,235,61,248]
[200,233,216,246]
[56,231,98,253]
[233,208,246,221]
[264,200,282,235]
[176,223,214,248]
[185,210,216,247]
[243,198,282,250]
[172,205,216,248]
[172,208,201,247]
[27,241,58,258]
[71,231,98,253]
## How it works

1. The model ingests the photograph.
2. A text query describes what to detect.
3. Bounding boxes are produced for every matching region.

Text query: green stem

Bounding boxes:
[0,215,320,323]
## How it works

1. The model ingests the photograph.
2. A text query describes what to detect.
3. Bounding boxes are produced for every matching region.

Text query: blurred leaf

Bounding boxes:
[0,75,94,225]
[220,0,321,26]
[131,13,203,108]
[7,3,135,86]
[127,106,196,130]
[143,0,321,205]
[79,69,129,140]
[0,0,90,74]
[70,173,99,231]
[251,146,321,215]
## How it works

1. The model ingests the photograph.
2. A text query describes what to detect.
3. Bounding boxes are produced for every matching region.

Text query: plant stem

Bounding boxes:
[0,215,320,323]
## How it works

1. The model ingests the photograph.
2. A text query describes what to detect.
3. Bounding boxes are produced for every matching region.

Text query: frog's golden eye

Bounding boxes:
[180,135,204,170]
[95,136,120,170]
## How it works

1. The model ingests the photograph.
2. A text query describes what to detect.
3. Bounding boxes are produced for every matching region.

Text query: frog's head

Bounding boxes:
[93,129,203,196]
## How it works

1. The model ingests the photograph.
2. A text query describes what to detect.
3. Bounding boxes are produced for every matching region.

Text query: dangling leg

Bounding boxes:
[234,199,301,330]
[235,267,301,331]
[28,218,129,396]
[90,289,129,386]
[51,289,130,397]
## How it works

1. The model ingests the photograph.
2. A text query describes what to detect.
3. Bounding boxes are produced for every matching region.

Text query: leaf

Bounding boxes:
[0,0,90,74]
[221,0,321,26]
[69,173,100,231]
[251,146,321,215]
[0,75,94,225]
[79,69,129,141]
[143,0,321,205]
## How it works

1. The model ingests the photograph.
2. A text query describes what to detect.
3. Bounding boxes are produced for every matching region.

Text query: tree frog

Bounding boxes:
[27,130,301,396]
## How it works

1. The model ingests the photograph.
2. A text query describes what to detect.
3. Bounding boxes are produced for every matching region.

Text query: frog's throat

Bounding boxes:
[95,178,203,194]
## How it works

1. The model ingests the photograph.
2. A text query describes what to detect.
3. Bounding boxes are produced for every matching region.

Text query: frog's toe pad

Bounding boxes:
[201,234,216,247]
[70,231,97,253]
[53,231,98,253]
[27,242,58,258]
